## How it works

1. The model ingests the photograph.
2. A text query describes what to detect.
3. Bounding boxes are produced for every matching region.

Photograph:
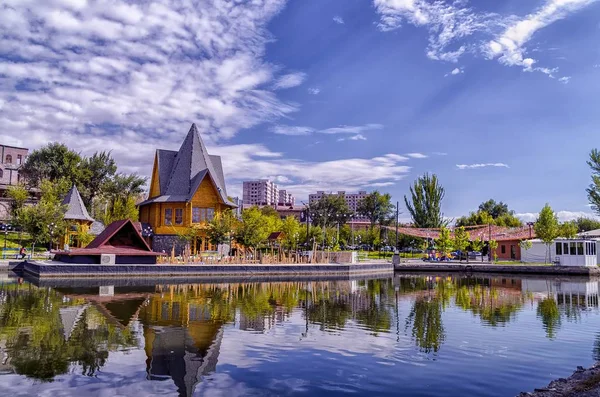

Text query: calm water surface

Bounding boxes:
[1,274,599,396]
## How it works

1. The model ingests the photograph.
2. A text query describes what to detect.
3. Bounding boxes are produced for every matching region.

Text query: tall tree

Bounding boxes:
[308,195,353,229]
[404,173,447,228]
[452,226,470,262]
[6,184,29,218]
[357,191,395,227]
[558,221,578,238]
[435,227,453,257]
[575,217,600,232]
[534,204,560,263]
[81,151,117,208]
[587,149,600,216]
[20,143,84,188]
[206,209,236,247]
[280,216,301,251]
[478,199,509,219]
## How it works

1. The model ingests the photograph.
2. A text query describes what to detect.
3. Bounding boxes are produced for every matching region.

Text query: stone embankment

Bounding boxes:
[395,261,600,276]
[518,364,600,397]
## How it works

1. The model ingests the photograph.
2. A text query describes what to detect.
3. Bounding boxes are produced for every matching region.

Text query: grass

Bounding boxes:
[0,232,48,254]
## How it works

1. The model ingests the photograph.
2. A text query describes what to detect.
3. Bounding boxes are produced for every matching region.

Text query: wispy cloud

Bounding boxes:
[319,123,383,135]
[432,152,448,156]
[273,72,307,89]
[373,0,595,80]
[308,87,321,95]
[271,125,314,136]
[0,0,296,172]
[456,163,509,170]
[338,134,367,142]
[406,153,428,159]
[333,15,344,24]
[558,76,571,84]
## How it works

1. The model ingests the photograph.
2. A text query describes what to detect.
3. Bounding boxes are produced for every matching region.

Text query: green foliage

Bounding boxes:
[404,173,447,228]
[80,151,117,208]
[558,221,578,239]
[435,227,453,256]
[470,237,485,253]
[98,196,139,225]
[587,149,600,216]
[575,217,600,232]
[308,194,353,229]
[519,239,533,250]
[534,204,560,263]
[234,207,281,250]
[14,180,68,246]
[98,173,146,224]
[537,297,561,339]
[259,206,279,218]
[206,209,236,246]
[406,297,445,353]
[20,143,84,188]
[280,216,301,250]
[488,240,498,262]
[456,199,522,227]
[6,184,30,218]
[452,226,470,261]
[75,224,95,247]
[357,191,395,227]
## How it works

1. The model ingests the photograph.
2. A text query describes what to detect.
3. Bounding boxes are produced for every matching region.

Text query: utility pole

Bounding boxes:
[395,201,399,251]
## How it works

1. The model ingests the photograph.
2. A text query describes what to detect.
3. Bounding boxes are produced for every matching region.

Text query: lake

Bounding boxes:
[0,273,599,396]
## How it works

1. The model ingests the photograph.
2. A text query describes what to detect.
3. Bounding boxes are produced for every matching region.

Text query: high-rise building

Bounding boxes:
[308,190,369,221]
[277,189,295,206]
[242,179,279,206]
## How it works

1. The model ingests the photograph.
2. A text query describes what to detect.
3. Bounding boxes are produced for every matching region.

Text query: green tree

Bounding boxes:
[98,196,139,225]
[452,226,470,262]
[488,240,498,262]
[587,149,600,216]
[471,237,485,262]
[98,173,146,224]
[280,216,301,251]
[74,223,95,247]
[357,191,395,227]
[234,207,278,252]
[456,210,495,227]
[206,209,236,246]
[558,221,578,239]
[20,143,84,188]
[534,204,560,263]
[6,184,29,218]
[404,173,447,228]
[81,151,117,209]
[478,199,510,219]
[259,205,279,218]
[435,227,453,256]
[308,195,353,229]
[575,217,600,232]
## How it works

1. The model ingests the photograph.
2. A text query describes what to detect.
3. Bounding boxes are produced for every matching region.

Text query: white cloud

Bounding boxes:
[337,133,367,142]
[0,0,298,172]
[445,67,464,77]
[432,151,448,156]
[319,123,383,135]
[374,0,597,79]
[456,163,509,170]
[333,15,344,24]
[406,152,428,159]
[208,144,411,199]
[273,72,307,89]
[516,211,600,223]
[307,87,321,95]
[271,125,314,136]
[558,76,571,84]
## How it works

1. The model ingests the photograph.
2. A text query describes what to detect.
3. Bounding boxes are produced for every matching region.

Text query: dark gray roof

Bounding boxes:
[142,124,235,207]
[62,186,94,222]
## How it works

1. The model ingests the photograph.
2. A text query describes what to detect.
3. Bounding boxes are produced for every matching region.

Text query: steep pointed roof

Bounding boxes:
[62,185,94,222]
[140,124,235,207]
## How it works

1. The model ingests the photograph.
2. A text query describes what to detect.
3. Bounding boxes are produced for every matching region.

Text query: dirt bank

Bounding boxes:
[518,364,600,397]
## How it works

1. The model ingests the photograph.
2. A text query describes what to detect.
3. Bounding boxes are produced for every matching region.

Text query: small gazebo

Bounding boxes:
[61,185,95,248]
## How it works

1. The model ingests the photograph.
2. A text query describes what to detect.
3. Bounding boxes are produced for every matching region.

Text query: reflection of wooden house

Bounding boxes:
[138,124,236,256]
[53,219,163,264]
[61,185,95,248]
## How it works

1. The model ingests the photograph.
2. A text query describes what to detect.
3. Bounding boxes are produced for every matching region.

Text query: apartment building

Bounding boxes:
[308,190,369,220]
[277,189,295,206]
[242,179,279,206]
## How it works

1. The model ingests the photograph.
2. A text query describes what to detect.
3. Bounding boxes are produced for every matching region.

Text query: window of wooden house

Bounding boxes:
[570,242,577,255]
[563,242,569,255]
[192,207,215,223]
[175,208,183,225]
[192,207,201,223]
[556,242,562,255]
[577,242,584,255]
[206,208,215,221]
[165,208,173,225]
[501,245,506,254]
[5,155,12,164]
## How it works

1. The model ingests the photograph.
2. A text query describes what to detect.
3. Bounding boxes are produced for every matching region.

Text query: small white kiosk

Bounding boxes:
[522,238,599,267]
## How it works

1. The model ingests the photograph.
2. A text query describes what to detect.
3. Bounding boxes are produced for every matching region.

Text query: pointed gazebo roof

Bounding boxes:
[139,124,235,207]
[62,185,94,222]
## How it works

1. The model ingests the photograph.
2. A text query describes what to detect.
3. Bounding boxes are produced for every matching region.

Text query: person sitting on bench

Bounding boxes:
[19,246,26,259]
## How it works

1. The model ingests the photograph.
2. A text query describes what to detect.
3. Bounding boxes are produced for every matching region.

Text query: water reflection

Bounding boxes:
[1,274,600,396]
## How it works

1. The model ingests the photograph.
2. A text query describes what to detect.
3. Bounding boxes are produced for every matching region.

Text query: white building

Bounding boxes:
[309,190,369,221]
[242,180,279,206]
[277,189,295,206]
[521,238,599,267]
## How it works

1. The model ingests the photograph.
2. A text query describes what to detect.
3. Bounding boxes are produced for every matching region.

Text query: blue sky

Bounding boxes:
[1,0,599,222]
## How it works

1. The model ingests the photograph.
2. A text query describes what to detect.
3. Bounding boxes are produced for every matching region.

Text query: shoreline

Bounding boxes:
[518,363,600,396]
[395,262,600,276]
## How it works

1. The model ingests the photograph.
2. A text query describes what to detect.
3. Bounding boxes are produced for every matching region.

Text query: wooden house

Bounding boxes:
[138,124,236,255]
[61,185,94,248]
